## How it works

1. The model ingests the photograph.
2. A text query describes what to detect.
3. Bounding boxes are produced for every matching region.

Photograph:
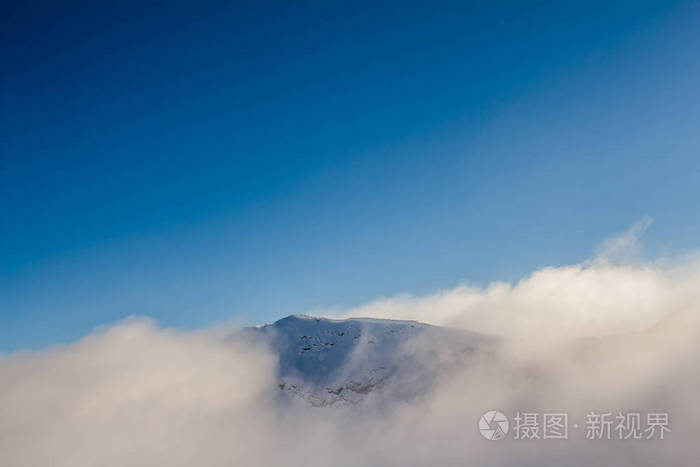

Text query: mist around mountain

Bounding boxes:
[1,307,698,467]
[239,314,496,407]
[2,250,700,467]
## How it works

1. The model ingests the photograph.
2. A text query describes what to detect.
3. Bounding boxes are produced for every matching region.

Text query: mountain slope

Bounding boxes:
[241,315,493,407]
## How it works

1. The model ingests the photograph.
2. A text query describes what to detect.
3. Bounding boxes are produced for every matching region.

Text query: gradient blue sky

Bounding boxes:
[2,1,700,351]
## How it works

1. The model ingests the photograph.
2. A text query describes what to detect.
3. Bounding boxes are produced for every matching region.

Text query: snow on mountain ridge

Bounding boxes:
[285,313,431,326]
[241,315,491,407]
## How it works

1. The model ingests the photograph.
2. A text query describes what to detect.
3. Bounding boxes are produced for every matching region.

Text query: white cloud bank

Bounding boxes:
[1,220,699,466]
[0,319,278,466]
[333,218,700,339]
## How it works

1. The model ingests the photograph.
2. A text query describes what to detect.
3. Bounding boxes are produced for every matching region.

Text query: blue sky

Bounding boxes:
[2,1,700,351]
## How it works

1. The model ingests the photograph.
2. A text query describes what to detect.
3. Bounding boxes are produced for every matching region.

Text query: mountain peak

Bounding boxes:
[243,314,489,407]
[274,313,431,327]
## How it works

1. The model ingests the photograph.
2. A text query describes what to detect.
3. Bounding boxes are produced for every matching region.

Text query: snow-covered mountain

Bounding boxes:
[240,315,494,407]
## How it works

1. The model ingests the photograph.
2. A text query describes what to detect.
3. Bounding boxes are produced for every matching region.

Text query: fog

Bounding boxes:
[333,219,700,340]
[2,223,699,466]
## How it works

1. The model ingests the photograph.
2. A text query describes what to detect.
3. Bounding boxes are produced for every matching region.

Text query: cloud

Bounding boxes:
[332,218,700,339]
[594,216,653,264]
[0,318,279,467]
[1,220,699,466]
